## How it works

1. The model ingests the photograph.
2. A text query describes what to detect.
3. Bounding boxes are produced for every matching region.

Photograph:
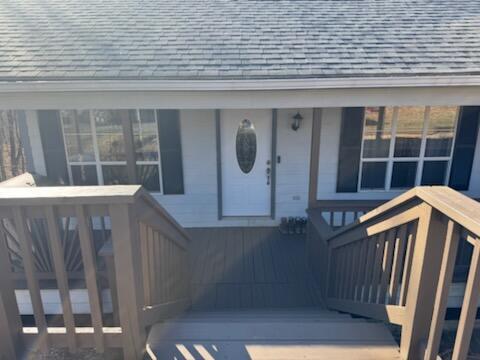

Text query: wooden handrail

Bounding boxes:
[308,186,480,360]
[0,183,191,359]
[324,187,480,242]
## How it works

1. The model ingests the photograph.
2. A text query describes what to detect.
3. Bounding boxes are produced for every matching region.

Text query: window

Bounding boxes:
[359,106,458,191]
[236,119,257,174]
[61,109,162,192]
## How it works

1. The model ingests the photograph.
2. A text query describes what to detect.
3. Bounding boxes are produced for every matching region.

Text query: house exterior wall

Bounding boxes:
[25,108,312,228]
[19,87,480,226]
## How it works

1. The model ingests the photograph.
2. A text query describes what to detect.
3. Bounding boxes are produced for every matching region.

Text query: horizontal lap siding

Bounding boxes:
[275,109,312,219]
[152,110,218,227]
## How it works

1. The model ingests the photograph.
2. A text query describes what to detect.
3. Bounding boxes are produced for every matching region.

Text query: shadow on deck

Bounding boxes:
[187,227,324,311]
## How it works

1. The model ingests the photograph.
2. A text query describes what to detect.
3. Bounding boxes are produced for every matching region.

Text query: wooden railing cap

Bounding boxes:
[0,185,143,206]
[324,186,480,242]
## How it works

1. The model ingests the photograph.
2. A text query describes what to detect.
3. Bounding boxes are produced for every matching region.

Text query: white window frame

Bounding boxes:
[60,109,163,193]
[358,106,459,192]
[133,109,164,192]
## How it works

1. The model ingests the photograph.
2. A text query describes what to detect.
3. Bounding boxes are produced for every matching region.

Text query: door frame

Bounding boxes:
[215,109,277,220]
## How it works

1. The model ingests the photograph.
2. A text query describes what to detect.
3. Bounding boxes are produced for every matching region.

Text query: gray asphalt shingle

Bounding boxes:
[0,0,479,81]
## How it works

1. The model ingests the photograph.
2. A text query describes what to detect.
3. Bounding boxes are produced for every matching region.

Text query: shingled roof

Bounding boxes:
[0,0,480,81]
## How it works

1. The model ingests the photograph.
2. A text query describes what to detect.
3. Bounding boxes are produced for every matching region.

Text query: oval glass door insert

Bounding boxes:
[236,119,257,173]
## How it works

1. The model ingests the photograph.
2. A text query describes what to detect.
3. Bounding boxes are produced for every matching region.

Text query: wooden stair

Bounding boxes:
[146,309,401,359]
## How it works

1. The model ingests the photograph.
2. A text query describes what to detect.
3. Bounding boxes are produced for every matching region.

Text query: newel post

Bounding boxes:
[400,204,449,360]
[0,224,22,359]
[109,204,146,359]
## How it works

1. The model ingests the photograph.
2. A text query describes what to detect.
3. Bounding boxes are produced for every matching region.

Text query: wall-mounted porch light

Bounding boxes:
[291,112,303,131]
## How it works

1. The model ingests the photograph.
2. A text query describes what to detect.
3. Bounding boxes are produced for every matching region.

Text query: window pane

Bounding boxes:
[71,165,98,185]
[93,110,126,161]
[102,165,128,185]
[61,110,95,162]
[391,161,417,189]
[425,106,457,157]
[236,119,257,174]
[394,107,425,157]
[134,109,159,161]
[421,161,448,185]
[362,107,393,158]
[61,110,91,134]
[137,165,160,192]
[360,162,387,189]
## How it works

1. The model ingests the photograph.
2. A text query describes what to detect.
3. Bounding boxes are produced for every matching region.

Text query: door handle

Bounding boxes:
[266,167,271,185]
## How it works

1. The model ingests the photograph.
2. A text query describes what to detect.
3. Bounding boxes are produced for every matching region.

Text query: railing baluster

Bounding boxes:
[379,229,396,304]
[362,237,376,302]
[13,207,48,351]
[424,220,460,360]
[342,245,353,299]
[76,205,104,353]
[149,228,158,304]
[153,231,161,303]
[338,248,347,299]
[451,239,480,360]
[0,217,22,359]
[370,232,386,303]
[139,223,150,305]
[355,238,368,301]
[399,221,417,307]
[45,207,76,352]
[160,234,168,303]
[328,250,337,298]
[333,249,342,298]
[388,224,408,305]
[347,242,360,300]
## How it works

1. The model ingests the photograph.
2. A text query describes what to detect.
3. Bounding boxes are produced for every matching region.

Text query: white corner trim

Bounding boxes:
[1,75,480,92]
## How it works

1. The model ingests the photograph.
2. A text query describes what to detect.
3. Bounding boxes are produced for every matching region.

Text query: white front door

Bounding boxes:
[221,109,272,216]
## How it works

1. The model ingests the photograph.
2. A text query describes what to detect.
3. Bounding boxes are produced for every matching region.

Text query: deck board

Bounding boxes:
[188,227,323,310]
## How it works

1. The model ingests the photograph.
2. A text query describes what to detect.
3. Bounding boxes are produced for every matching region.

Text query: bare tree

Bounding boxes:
[0,111,25,181]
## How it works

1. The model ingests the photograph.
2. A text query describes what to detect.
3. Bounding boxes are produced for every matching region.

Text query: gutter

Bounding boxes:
[1,75,480,92]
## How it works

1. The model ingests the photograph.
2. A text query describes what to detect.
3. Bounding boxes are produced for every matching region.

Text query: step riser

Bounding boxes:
[150,322,395,342]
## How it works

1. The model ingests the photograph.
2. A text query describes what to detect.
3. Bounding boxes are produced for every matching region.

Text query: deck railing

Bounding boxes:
[308,187,480,360]
[0,183,191,359]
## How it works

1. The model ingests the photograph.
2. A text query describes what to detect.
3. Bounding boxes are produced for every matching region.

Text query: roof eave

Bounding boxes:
[1,75,480,92]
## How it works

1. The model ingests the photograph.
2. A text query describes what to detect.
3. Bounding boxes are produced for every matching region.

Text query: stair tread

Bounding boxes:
[147,340,401,360]
[147,310,400,359]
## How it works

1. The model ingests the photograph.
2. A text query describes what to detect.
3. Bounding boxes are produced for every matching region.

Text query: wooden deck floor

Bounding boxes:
[187,227,324,311]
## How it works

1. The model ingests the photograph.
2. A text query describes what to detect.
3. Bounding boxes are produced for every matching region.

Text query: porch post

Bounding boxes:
[400,204,448,359]
[270,109,277,219]
[121,110,138,184]
[308,108,322,207]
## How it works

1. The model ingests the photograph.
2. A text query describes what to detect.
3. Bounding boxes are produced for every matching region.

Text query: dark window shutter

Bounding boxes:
[37,110,69,185]
[157,110,184,194]
[336,107,365,192]
[449,106,480,190]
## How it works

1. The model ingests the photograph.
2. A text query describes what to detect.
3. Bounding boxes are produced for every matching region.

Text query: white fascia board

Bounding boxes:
[1,75,480,92]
